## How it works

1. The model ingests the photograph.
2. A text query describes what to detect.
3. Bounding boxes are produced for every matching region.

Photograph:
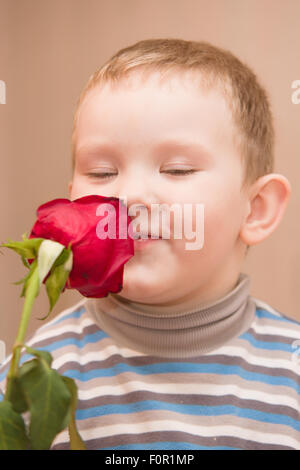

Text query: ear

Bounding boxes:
[68,180,73,199]
[240,173,291,246]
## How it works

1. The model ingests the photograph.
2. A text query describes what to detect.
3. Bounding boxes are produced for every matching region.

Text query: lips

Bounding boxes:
[134,234,162,240]
[133,231,162,240]
[133,234,163,251]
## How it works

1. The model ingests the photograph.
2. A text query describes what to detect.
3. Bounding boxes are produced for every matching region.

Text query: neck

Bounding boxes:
[85,272,256,358]
[112,269,241,316]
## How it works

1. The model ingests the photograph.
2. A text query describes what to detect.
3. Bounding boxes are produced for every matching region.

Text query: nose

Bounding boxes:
[114,168,160,235]
[115,168,155,212]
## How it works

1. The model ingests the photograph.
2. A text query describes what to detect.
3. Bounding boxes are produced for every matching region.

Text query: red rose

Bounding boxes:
[28,195,134,297]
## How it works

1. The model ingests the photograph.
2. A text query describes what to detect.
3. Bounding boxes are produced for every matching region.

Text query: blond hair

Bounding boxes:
[71,38,274,191]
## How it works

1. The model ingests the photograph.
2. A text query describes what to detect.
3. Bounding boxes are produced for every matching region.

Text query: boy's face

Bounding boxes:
[69,72,248,307]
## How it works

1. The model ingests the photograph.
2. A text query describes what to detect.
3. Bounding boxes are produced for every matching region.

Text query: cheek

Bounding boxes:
[69,176,88,200]
[70,176,109,200]
[203,191,243,253]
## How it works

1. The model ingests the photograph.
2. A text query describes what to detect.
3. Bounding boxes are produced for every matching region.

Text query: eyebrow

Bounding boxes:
[76,141,118,157]
[76,138,213,160]
[153,138,213,159]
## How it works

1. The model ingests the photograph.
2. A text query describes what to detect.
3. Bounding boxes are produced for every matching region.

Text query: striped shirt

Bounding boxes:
[1,272,300,450]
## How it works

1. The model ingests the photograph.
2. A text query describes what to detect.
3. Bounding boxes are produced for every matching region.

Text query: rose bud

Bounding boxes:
[28,195,134,298]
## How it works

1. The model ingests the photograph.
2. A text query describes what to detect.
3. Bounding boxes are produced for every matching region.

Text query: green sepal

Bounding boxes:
[0,401,30,450]
[40,248,73,321]
[51,242,73,269]
[37,240,65,286]
[13,275,30,286]
[21,255,31,269]
[15,258,40,299]
[13,258,37,286]
[62,376,87,450]
[0,235,45,260]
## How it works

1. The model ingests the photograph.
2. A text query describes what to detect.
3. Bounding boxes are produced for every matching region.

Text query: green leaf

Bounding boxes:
[62,376,86,450]
[5,376,28,414]
[8,349,53,413]
[18,357,72,450]
[0,401,30,450]
[24,346,53,367]
[0,237,44,260]
[41,249,73,321]
[18,358,39,378]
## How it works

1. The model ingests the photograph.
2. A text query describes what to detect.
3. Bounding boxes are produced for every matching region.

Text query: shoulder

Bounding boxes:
[27,297,92,347]
[245,295,300,359]
[0,297,108,387]
[251,296,300,329]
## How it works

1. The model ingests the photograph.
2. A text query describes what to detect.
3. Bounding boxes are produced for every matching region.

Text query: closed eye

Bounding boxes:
[86,169,197,179]
[161,169,197,175]
[86,172,117,179]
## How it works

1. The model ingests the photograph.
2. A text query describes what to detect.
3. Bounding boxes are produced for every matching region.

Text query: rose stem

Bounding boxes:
[4,265,40,401]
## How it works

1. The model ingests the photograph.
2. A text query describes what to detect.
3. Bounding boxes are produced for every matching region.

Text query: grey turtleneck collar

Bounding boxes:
[85,272,256,358]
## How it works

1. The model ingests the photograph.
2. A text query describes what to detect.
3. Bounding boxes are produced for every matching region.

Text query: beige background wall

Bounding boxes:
[0,0,299,356]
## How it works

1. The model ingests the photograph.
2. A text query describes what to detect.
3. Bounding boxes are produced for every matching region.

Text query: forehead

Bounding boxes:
[75,70,239,164]
[81,68,230,109]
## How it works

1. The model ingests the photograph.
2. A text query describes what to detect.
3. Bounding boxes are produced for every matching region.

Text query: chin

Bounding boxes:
[119,280,151,301]
[118,274,160,303]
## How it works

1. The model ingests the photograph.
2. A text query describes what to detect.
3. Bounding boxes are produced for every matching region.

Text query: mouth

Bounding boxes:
[133,233,163,251]
[133,232,162,240]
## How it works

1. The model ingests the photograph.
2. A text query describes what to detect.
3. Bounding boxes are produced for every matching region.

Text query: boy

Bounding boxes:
[0,38,299,450]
